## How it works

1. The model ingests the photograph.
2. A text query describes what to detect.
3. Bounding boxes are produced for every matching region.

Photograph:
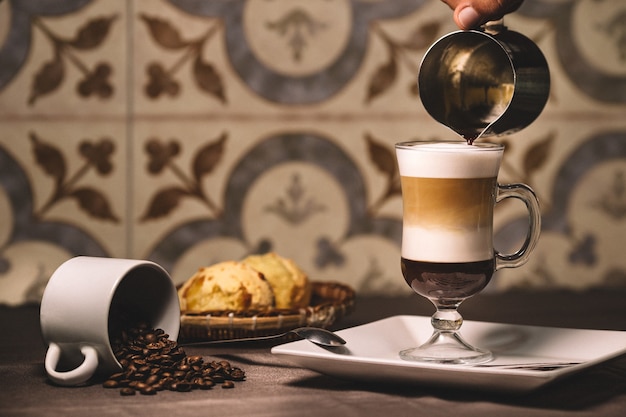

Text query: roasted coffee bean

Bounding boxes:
[200,379,215,389]
[173,370,187,379]
[145,374,160,386]
[131,372,146,381]
[103,380,119,388]
[176,382,192,392]
[230,369,246,381]
[160,359,174,368]
[138,365,151,374]
[130,383,145,393]
[140,386,157,395]
[146,342,162,350]
[109,372,125,381]
[107,321,246,396]
[188,355,202,362]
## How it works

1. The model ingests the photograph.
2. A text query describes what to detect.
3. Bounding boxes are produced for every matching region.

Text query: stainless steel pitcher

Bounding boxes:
[418,21,550,141]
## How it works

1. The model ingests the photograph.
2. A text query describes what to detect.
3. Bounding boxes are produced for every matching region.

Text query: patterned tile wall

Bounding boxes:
[1,0,625,305]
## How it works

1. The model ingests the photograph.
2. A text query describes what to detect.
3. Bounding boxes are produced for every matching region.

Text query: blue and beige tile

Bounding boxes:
[1,0,626,305]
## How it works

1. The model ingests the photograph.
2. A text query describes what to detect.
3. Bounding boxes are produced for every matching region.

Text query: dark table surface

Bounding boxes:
[2,290,626,417]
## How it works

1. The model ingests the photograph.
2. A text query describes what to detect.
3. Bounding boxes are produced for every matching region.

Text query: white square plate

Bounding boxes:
[271,315,626,393]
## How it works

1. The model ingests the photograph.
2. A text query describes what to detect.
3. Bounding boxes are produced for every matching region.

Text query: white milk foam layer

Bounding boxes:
[402,226,493,263]
[396,142,502,179]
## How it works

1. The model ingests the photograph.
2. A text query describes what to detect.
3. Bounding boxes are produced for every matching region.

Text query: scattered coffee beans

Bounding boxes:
[104,322,246,396]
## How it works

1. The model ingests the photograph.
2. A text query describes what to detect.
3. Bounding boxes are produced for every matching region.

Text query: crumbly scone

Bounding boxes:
[242,252,311,309]
[178,261,274,312]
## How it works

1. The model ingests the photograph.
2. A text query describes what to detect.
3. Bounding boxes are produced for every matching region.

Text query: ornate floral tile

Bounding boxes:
[1,0,626,305]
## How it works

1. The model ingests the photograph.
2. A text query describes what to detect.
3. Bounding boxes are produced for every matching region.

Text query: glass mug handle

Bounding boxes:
[494,183,541,270]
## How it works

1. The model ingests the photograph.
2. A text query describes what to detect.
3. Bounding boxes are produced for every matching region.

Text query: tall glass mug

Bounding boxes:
[395,141,541,364]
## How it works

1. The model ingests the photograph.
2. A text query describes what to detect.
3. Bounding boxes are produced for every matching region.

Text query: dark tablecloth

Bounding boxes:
[2,290,626,417]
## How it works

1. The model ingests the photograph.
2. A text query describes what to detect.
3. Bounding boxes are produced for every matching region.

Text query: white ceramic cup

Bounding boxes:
[40,256,180,386]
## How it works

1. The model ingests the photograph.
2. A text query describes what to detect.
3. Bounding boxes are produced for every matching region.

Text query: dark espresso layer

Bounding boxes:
[401,257,494,301]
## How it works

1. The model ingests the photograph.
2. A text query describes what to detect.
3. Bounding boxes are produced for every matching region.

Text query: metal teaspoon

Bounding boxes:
[181,327,347,348]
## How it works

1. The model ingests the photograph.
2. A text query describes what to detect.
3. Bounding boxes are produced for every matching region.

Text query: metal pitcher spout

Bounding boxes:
[418,23,550,142]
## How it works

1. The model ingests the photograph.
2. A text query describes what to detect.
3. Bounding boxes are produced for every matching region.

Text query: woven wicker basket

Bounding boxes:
[179,281,355,342]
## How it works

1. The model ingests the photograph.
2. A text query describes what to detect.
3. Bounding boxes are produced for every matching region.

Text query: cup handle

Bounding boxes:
[494,183,541,270]
[44,342,99,386]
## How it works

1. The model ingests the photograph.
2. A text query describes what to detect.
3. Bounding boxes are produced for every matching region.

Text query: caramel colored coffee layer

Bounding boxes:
[400,176,495,227]
[400,176,496,263]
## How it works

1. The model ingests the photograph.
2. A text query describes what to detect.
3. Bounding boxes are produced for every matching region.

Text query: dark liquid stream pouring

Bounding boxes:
[418,20,550,143]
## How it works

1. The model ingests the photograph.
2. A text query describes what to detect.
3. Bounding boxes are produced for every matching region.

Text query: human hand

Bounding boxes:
[440,0,524,30]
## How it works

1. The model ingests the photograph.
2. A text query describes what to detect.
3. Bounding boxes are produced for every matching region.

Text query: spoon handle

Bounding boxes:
[180,332,290,347]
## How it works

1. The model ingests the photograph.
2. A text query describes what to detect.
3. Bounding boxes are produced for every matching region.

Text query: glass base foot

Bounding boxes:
[399,330,492,365]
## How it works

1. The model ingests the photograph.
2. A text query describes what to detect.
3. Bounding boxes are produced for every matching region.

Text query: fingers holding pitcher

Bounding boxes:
[439,0,525,29]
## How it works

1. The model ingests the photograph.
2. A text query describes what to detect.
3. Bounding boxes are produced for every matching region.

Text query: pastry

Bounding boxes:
[242,252,311,309]
[178,261,274,312]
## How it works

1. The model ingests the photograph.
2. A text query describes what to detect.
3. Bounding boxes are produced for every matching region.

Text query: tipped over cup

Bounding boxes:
[40,256,180,386]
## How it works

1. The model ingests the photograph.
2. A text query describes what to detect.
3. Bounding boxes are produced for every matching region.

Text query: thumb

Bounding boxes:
[454,5,482,29]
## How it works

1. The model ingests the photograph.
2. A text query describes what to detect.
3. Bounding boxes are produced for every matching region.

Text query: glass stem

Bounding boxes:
[431,303,463,333]
[399,300,493,364]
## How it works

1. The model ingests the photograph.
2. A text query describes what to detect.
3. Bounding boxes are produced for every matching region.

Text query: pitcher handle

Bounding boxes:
[494,183,541,270]
[44,342,99,386]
